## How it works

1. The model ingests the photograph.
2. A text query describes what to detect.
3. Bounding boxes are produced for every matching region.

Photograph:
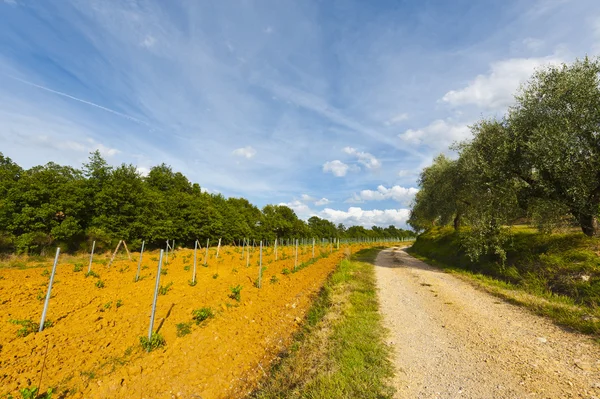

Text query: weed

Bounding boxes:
[212,273,219,279]
[118,265,130,273]
[140,333,165,352]
[188,279,197,287]
[270,275,279,284]
[158,282,173,295]
[18,387,53,399]
[95,280,105,288]
[85,270,99,278]
[41,269,50,277]
[281,268,290,275]
[73,263,83,272]
[229,285,242,302]
[150,256,158,262]
[161,268,168,276]
[103,301,112,310]
[232,268,238,273]
[124,346,133,356]
[80,370,96,380]
[9,319,52,337]
[36,291,45,301]
[142,265,149,270]
[183,265,190,271]
[116,299,123,308]
[192,307,214,325]
[176,322,193,337]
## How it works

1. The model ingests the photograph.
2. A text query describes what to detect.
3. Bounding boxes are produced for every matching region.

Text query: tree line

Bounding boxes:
[0,151,413,254]
[409,57,600,261]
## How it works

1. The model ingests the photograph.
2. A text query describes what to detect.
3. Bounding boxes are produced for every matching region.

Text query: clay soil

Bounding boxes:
[0,242,370,398]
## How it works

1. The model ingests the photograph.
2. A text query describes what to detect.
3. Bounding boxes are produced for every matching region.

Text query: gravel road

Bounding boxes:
[375,247,600,399]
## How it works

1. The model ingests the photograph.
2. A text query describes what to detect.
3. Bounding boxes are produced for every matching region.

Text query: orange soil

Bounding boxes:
[0,243,376,398]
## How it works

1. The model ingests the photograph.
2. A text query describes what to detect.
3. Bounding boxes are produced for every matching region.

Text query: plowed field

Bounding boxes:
[0,242,377,398]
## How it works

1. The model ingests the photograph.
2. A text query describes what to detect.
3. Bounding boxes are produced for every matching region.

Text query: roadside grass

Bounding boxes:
[250,247,395,399]
[408,227,600,336]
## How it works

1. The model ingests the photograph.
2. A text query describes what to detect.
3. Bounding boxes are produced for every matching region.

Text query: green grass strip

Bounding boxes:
[251,247,395,398]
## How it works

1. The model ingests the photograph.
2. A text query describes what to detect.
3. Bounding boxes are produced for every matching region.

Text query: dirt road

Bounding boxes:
[375,247,600,399]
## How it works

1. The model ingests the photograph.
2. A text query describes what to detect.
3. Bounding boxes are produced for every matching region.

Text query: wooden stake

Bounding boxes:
[107,240,122,268]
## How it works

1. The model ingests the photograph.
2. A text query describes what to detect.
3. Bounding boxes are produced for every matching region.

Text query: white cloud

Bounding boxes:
[279,200,314,219]
[320,207,411,228]
[315,197,331,206]
[323,160,349,177]
[384,113,409,126]
[136,166,150,177]
[441,56,562,110]
[398,169,411,177]
[232,146,257,159]
[342,147,381,169]
[347,185,419,205]
[399,119,472,148]
[300,194,316,203]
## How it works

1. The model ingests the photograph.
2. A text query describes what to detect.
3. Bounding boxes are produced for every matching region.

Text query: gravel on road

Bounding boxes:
[375,247,600,399]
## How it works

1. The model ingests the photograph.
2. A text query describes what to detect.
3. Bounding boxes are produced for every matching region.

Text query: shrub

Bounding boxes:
[158,282,173,295]
[176,322,193,337]
[192,307,214,325]
[10,319,52,337]
[229,285,242,302]
[85,270,99,278]
[139,333,165,352]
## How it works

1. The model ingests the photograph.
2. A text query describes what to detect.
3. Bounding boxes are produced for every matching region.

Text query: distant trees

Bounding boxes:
[409,57,600,259]
[0,151,414,254]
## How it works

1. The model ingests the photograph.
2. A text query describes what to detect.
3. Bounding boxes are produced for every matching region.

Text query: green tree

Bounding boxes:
[508,57,600,236]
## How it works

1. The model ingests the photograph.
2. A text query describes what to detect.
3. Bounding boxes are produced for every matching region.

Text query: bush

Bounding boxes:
[229,285,242,302]
[192,307,214,325]
[139,333,165,352]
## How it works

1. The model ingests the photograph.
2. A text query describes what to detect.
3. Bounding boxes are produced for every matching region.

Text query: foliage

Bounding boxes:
[85,270,99,278]
[158,282,173,295]
[9,319,52,337]
[0,151,413,254]
[95,280,105,288]
[139,332,166,352]
[192,307,214,325]
[410,57,600,260]
[16,387,53,399]
[176,322,193,337]
[229,285,242,302]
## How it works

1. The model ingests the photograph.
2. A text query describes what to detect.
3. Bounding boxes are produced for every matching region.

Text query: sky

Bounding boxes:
[1,0,599,229]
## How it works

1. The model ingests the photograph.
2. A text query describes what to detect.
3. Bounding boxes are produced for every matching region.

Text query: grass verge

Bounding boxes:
[250,247,395,398]
[408,227,600,337]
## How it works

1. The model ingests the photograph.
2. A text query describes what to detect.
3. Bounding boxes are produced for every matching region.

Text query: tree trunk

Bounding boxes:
[578,213,599,237]
[453,213,461,230]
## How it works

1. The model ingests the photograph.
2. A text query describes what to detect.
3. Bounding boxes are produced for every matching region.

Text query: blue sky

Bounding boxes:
[1,0,599,228]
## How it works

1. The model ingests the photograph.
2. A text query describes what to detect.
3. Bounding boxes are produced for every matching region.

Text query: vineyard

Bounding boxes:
[0,240,394,398]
